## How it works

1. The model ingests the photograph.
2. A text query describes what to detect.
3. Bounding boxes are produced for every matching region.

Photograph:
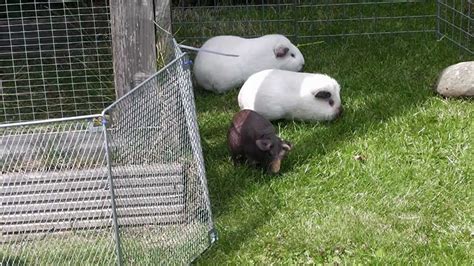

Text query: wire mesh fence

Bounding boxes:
[437,0,473,53]
[0,0,471,123]
[171,1,436,45]
[102,47,215,264]
[0,0,114,124]
[0,40,215,264]
[171,1,471,54]
[0,115,117,265]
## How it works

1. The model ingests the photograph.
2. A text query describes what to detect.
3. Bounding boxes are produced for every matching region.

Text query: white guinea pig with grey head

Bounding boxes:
[238,69,343,121]
[193,34,305,93]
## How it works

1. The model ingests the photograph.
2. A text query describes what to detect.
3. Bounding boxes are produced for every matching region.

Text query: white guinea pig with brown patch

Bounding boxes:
[238,69,343,121]
[193,34,305,93]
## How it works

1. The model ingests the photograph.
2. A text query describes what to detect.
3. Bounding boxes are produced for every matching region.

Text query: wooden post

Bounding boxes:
[110,0,157,98]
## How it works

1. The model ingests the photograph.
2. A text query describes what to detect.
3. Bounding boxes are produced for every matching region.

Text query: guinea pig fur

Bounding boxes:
[238,69,343,121]
[193,34,305,93]
[227,109,292,174]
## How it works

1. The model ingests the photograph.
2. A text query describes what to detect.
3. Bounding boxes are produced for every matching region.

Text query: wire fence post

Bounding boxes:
[293,0,299,43]
[102,116,123,266]
[176,50,215,239]
[436,0,442,39]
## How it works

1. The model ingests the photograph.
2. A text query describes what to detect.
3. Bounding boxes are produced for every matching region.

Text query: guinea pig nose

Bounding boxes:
[269,160,282,175]
[337,106,344,116]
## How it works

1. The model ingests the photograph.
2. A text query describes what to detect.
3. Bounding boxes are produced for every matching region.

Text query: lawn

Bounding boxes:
[191,35,473,264]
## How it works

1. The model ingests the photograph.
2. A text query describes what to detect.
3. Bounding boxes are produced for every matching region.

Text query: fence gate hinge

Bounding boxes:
[100,115,112,129]
[183,59,193,70]
[208,228,218,244]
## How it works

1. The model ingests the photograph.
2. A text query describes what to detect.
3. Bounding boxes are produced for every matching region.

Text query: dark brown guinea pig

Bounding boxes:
[227,109,292,174]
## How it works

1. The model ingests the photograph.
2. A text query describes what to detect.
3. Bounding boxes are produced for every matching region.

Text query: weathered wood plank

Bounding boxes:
[1,175,183,196]
[114,174,183,187]
[2,185,184,205]
[0,130,105,160]
[1,205,185,225]
[1,214,184,236]
[1,158,188,242]
[0,230,114,244]
[1,163,183,184]
[2,190,109,205]
[0,195,184,215]
[116,205,184,216]
[114,185,184,197]
[119,185,184,197]
[110,0,157,98]
[1,209,113,225]
[1,179,107,196]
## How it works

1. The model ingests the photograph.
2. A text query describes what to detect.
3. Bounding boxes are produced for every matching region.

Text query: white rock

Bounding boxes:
[436,61,474,97]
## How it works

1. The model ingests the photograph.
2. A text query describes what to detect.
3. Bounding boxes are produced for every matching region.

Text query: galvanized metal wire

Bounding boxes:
[1,1,471,123]
[171,1,471,54]
[1,39,215,264]
[0,0,114,124]
[437,0,473,54]
[102,46,215,264]
[0,116,117,265]
[171,1,435,45]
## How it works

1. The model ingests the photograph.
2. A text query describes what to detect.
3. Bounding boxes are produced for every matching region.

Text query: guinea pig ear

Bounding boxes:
[282,141,292,151]
[274,45,290,58]
[314,91,332,99]
[256,139,273,151]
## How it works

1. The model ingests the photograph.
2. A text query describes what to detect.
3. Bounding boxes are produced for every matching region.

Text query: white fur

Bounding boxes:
[193,34,305,93]
[238,69,342,121]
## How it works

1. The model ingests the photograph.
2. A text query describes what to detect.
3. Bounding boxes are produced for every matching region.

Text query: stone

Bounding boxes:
[436,61,474,98]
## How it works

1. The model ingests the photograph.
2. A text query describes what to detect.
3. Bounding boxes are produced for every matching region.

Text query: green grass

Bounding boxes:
[192,35,473,264]
[0,224,210,265]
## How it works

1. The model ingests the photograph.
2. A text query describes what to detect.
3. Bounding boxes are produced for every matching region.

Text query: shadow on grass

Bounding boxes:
[193,35,470,259]
[0,254,29,266]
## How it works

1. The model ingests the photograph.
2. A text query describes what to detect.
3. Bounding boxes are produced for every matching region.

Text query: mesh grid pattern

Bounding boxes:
[171,0,437,46]
[437,0,473,53]
[0,117,117,265]
[0,0,114,123]
[1,40,215,264]
[103,50,214,264]
[171,1,470,54]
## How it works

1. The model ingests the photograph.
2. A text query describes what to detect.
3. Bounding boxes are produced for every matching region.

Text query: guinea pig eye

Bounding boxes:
[314,91,332,99]
[290,53,295,58]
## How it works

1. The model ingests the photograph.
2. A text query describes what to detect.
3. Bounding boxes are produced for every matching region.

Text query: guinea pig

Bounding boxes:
[227,109,292,174]
[193,34,305,93]
[238,69,343,121]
